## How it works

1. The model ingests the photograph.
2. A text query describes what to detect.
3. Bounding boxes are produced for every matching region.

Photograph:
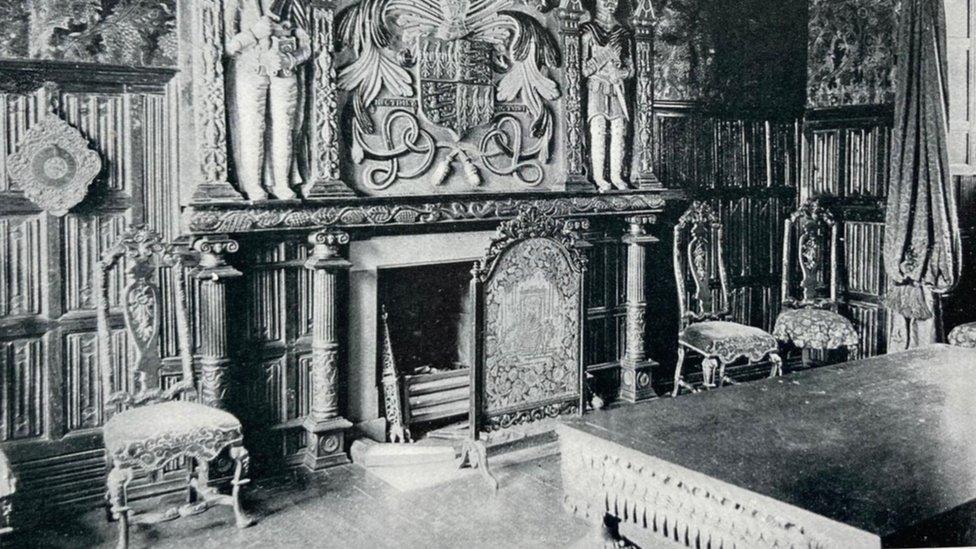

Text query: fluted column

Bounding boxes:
[192,236,242,409]
[619,216,659,402]
[303,229,353,470]
[631,0,661,189]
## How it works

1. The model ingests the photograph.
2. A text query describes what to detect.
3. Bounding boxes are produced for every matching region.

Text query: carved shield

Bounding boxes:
[482,237,582,428]
[417,36,495,136]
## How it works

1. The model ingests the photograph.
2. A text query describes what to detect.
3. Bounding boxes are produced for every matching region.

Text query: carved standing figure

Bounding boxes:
[225,0,311,200]
[581,0,633,191]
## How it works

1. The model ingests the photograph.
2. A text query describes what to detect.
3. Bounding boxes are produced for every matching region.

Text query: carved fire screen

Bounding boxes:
[471,206,587,432]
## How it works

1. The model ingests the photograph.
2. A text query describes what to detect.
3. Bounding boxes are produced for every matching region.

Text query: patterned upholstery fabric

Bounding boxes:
[948,322,976,348]
[103,401,243,470]
[679,321,779,363]
[773,308,859,350]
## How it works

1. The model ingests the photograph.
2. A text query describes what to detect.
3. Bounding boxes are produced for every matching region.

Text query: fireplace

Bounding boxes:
[378,261,474,435]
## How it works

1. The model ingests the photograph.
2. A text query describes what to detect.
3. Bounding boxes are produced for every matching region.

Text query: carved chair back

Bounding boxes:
[94,226,197,413]
[673,201,731,330]
[780,199,839,309]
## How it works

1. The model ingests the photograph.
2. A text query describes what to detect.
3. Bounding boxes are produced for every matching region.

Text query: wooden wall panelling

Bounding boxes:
[802,108,892,357]
[238,238,315,469]
[0,61,178,512]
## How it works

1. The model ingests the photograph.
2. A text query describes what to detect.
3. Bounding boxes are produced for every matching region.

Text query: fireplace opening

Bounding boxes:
[378,261,475,438]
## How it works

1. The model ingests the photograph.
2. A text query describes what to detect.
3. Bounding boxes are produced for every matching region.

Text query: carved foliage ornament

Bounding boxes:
[6,112,101,216]
[336,0,564,189]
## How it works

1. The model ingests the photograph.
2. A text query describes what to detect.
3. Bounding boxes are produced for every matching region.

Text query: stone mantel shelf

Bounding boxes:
[182,189,685,235]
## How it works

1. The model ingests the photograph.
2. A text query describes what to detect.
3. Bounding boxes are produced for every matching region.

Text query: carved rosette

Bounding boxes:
[6,114,102,216]
[558,0,587,183]
[631,0,659,188]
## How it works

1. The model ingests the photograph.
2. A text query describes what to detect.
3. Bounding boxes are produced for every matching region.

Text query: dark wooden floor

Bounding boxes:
[8,452,592,549]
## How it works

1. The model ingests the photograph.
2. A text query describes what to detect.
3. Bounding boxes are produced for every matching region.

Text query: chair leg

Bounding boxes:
[230,446,255,529]
[769,352,783,377]
[106,465,133,549]
[672,347,687,397]
[701,357,718,389]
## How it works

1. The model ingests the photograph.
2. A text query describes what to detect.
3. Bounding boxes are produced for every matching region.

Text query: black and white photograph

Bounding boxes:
[0,0,974,547]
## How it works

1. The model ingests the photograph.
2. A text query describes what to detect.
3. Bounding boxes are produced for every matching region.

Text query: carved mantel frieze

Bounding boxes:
[182,191,675,235]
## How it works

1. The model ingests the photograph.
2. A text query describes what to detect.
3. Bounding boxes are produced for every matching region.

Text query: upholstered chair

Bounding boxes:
[672,202,782,397]
[94,226,253,549]
[773,200,858,364]
[948,323,976,347]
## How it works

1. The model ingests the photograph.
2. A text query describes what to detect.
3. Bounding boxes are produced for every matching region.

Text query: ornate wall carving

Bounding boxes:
[807,0,899,108]
[333,0,568,193]
[185,193,666,233]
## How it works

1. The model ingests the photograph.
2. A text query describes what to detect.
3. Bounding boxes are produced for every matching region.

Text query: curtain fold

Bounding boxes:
[884,0,962,349]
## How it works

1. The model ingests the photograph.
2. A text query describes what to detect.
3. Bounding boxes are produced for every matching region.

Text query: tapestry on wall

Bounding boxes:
[0,0,176,67]
[807,0,899,108]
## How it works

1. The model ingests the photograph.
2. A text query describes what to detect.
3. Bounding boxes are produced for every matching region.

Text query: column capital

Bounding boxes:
[192,235,242,279]
[306,229,352,270]
[623,215,660,244]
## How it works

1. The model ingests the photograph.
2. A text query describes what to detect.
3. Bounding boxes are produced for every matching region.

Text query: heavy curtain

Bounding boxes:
[884,0,962,350]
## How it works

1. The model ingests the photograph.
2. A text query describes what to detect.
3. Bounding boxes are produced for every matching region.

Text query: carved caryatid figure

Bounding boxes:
[225,0,312,201]
[581,0,633,191]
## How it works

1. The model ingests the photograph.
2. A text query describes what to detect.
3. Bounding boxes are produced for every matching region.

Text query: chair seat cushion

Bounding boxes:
[103,401,243,470]
[773,308,859,350]
[679,321,778,363]
[948,322,976,348]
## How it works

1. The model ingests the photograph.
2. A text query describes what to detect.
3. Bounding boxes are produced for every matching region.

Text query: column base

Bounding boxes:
[619,359,658,403]
[303,178,357,199]
[553,174,594,192]
[303,416,353,471]
[634,173,664,190]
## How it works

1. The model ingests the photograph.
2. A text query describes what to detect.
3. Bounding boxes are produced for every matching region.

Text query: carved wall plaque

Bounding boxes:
[6,114,101,216]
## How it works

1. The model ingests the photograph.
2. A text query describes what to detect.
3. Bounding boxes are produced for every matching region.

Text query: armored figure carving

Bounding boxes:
[581,0,633,191]
[225,0,312,201]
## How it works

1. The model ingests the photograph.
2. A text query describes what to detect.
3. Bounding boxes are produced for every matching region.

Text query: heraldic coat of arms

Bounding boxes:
[336,0,563,190]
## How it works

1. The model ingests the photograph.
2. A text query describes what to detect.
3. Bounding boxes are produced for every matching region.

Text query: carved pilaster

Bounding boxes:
[303,229,353,470]
[557,0,589,190]
[191,236,242,409]
[191,0,241,202]
[304,1,355,199]
[631,0,661,189]
[620,215,658,402]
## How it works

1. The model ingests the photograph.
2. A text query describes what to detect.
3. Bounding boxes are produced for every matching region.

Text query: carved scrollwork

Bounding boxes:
[486,401,578,431]
[185,193,665,233]
[337,0,565,189]
[6,110,102,216]
[475,204,588,281]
